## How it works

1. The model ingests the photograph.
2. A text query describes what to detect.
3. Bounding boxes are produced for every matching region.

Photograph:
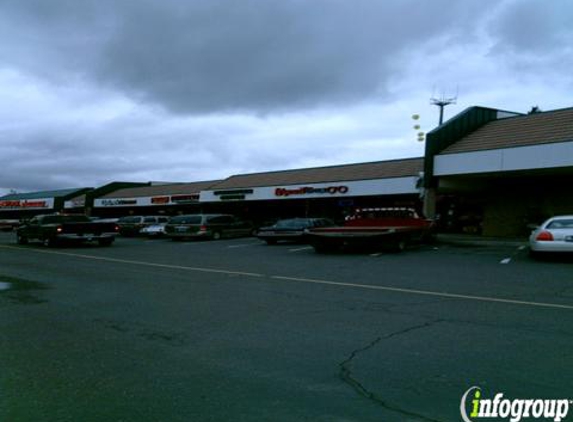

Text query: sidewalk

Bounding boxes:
[437,233,528,248]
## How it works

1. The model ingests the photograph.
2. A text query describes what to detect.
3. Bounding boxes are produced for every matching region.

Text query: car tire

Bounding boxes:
[43,237,56,247]
[16,234,28,245]
[265,239,277,245]
[98,239,114,247]
[393,239,407,253]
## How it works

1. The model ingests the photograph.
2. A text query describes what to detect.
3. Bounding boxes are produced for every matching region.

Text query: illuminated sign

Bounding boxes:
[0,198,54,210]
[100,199,138,207]
[170,194,199,204]
[95,194,200,208]
[275,186,349,197]
[151,196,170,205]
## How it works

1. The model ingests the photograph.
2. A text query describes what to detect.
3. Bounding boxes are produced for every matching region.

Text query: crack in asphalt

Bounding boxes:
[339,319,445,422]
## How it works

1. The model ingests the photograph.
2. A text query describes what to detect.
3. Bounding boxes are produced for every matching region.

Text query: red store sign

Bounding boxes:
[275,186,349,197]
[0,200,50,209]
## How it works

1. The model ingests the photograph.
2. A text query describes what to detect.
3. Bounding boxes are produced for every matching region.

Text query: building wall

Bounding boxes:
[481,178,573,237]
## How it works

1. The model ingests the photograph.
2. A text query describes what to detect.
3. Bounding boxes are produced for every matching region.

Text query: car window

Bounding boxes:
[169,215,202,224]
[275,219,305,229]
[547,219,573,229]
[208,216,233,224]
[158,217,169,223]
[119,216,141,223]
[143,217,157,223]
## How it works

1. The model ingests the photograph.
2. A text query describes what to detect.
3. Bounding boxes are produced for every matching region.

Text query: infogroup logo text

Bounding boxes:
[460,387,571,422]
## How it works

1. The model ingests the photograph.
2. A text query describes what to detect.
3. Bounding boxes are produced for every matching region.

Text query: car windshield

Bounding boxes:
[169,215,202,224]
[119,216,141,223]
[547,219,573,229]
[274,219,310,229]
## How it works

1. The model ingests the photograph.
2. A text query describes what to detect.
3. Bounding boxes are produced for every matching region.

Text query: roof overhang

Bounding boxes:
[434,141,573,176]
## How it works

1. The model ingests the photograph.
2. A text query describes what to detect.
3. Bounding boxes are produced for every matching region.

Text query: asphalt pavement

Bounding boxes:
[0,232,572,422]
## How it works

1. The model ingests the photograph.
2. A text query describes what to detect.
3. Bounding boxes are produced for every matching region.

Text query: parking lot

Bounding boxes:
[0,231,572,421]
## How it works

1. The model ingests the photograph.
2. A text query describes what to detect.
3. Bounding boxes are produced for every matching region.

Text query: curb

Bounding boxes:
[437,234,528,248]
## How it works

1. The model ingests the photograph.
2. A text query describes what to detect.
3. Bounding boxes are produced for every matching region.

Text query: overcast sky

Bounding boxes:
[1,0,572,195]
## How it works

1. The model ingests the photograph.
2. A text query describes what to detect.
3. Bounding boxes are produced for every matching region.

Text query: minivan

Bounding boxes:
[117,215,170,236]
[164,214,253,240]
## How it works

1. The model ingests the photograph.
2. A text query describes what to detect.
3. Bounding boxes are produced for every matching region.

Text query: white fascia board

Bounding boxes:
[200,176,419,202]
[434,141,573,176]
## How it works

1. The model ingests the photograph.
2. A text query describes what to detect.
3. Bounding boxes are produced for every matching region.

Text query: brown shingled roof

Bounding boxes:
[442,107,573,154]
[101,181,221,198]
[208,158,423,190]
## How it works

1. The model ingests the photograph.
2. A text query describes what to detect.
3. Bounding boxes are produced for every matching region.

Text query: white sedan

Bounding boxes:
[529,215,573,255]
[140,223,167,238]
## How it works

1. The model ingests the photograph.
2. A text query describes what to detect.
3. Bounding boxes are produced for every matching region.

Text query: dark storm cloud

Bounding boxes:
[2,0,572,195]
[1,0,486,114]
[489,0,573,54]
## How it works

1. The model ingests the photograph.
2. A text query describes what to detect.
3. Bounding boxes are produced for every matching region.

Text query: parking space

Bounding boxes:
[0,231,572,421]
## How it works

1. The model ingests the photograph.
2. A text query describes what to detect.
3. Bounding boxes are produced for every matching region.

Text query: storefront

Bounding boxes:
[0,188,92,220]
[199,158,424,224]
[424,106,573,236]
[92,181,220,217]
[3,105,572,238]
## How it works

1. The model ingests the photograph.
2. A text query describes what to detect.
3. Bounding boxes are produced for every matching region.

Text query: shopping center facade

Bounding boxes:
[2,105,573,237]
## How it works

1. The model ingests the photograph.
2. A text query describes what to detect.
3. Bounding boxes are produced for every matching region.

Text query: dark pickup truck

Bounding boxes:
[16,214,119,247]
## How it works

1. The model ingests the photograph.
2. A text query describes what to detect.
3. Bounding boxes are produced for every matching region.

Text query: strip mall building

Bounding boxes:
[2,105,572,237]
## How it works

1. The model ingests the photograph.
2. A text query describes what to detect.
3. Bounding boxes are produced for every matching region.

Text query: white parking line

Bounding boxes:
[227,242,261,249]
[2,244,573,311]
[0,245,265,278]
[270,275,573,311]
[500,258,512,264]
[288,246,313,253]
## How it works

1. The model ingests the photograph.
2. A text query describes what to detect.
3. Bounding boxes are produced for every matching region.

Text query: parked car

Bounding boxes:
[165,214,253,240]
[529,215,573,256]
[117,215,170,236]
[90,217,120,224]
[140,223,167,238]
[16,214,118,247]
[0,219,19,232]
[256,218,335,244]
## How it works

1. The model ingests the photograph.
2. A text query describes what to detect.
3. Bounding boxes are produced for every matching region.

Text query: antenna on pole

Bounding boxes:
[430,87,457,125]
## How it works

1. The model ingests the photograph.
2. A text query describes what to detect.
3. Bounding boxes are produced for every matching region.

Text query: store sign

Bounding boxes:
[95,194,200,208]
[0,198,54,210]
[170,194,199,204]
[98,199,139,207]
[64,197,86,209]
[151,196,170,205]
[275,186,349,197]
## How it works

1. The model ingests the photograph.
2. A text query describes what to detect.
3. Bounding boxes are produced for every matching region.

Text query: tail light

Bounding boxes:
[199,225,207,232]
[56,226,63,233]
[536,230,554,241]
[114,225,120,232]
